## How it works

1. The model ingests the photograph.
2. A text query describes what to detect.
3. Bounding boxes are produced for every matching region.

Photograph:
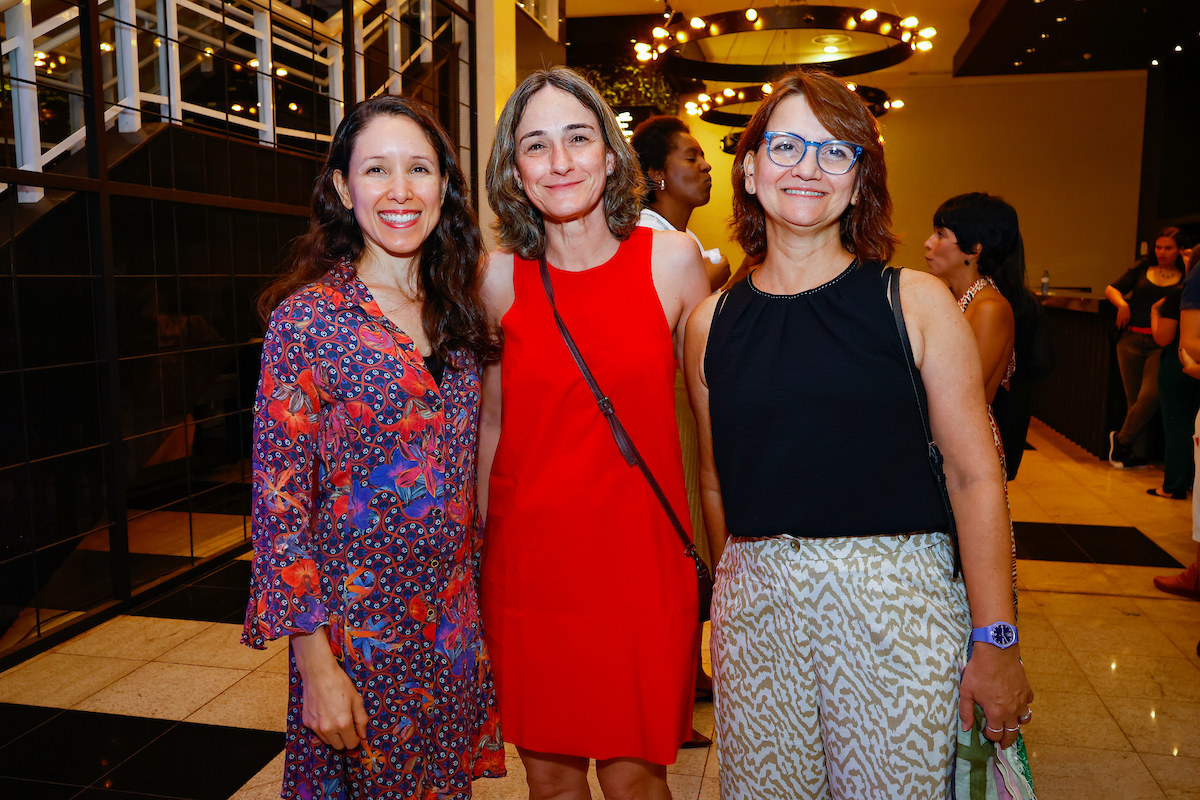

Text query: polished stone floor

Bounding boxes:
[0,419,1198,799]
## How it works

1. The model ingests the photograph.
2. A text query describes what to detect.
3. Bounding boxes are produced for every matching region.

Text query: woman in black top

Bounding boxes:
[1149,244,1200,498]
[1105,227,1187,468]
[683,68,1032,800]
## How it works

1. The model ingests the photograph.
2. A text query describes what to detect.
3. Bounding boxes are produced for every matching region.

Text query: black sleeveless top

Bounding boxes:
[705,260,949,538]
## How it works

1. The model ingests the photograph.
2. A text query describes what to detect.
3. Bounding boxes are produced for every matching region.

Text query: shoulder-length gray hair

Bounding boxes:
[485,66,645,259]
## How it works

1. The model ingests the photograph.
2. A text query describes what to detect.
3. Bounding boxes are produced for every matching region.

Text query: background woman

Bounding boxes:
[1149,241,1199,499]
[1106,227,1187,468]
[243,95,504,798]
[631,115,730,293]
[684,69,1032,799]
[631,114,724,721]
[479,67,709,799]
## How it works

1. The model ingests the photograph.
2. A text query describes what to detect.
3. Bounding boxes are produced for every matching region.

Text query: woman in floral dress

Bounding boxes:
[242,95,504,799]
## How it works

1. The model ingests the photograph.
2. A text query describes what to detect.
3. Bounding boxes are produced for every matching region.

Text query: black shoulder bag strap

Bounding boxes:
[538,255,713,588]
[885,266,963,578]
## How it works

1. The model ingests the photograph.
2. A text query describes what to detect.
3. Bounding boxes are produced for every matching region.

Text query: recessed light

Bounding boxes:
[1152,59,1159,66]
[1014,60,1023,66]
[1026,47,1035,53]
[1083,53,1091,59]
[1175,45,1183,52]
[1040,32,1049,39]
[1055,16,1066,22]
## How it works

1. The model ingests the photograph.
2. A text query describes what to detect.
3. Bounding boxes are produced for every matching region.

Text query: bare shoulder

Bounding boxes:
[481,250,516,321]
[897,267,960,321]
[966,292,1015,325]
[651,228,704,274]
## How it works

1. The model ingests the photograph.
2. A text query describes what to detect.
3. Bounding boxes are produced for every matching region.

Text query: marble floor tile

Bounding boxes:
[1019,690,1131,751]
[1022,742,1165,799]
[157,621,287,670]
[668,745,710,777]
[1153,620,1200,667]
[0,653,143,708]
[666,773,702,799]
[1047,613,1182,658]
[1029,591,1146,618]
[229,751,285,799]
[1104,696,1200,758]
[1103,565,1191,599]
[1021,647,1094,695]
[254,646,292,674]
[56,615,214,661]
[1018,561,1125,595]
[187,671,289,731]
[74,661,247,720]
[1139,753,1200,799]
[1020,613,1068,650]
[698,776,720,800]
[1134,596,1200,627]
[1075,652,1200,702]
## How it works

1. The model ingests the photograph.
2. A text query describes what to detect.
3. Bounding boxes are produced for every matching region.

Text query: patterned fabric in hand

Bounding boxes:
[242,260,505,798]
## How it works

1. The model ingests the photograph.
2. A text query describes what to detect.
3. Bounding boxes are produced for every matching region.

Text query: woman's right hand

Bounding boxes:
[1115,303,1131,329]
[291,629,369,749]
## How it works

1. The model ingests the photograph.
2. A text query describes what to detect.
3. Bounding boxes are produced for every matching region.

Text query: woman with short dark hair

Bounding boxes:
[479,66,710,799]
[244,94,504,798]
[685,68,1032,799]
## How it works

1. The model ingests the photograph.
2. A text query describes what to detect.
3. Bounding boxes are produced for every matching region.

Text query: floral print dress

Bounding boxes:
[242,261,504,799]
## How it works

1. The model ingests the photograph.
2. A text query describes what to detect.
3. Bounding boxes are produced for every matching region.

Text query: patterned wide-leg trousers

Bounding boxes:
[711,532,970,800]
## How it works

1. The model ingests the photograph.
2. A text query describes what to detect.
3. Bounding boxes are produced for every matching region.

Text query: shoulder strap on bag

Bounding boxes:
[538,255,707,571]
[884,266,963,578]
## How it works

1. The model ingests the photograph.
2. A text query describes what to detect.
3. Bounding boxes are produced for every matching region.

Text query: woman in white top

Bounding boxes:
[632,116,730,292]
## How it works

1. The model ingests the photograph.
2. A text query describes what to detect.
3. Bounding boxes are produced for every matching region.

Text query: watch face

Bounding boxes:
[990,623,1016,647]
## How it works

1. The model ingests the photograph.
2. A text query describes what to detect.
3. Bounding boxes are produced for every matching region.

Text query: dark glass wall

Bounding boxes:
[0,0,478,664]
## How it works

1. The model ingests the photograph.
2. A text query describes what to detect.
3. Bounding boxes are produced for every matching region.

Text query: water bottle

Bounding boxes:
[1040,270,1050,296]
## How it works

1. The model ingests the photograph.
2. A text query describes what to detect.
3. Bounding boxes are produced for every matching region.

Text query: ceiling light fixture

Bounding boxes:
[661,5,929,82]
[700,82,893,127]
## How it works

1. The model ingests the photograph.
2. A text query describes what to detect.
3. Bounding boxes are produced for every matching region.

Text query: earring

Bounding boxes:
[658,178,666,191]
[516,178,523,190]
[964,258,971,265]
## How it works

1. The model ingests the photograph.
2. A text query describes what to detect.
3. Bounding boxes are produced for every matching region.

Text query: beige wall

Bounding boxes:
[683,71,1147,295]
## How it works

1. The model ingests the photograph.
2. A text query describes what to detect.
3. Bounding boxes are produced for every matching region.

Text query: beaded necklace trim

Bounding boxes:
[747,259,859,299]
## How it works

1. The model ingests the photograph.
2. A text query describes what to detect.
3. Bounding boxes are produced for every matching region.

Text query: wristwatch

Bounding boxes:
[971,621,1018,649]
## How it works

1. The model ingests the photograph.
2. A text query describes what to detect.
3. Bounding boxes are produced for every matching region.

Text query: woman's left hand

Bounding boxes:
[960,644,1034,750]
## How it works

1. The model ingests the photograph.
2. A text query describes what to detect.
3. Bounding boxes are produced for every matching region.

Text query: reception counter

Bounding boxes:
[1030,294,1141,460]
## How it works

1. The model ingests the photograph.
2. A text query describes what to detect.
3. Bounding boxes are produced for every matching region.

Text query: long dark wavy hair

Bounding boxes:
[258,94,499,364]
[1133,226,1188,273]
[732,67,898,262]
[934,192,1038,318]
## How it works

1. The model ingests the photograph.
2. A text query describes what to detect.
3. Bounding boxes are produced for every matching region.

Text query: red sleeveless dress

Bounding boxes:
[481,228,698,764]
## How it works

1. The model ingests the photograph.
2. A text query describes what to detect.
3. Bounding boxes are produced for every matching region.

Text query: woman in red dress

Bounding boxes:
[478,67,710,799]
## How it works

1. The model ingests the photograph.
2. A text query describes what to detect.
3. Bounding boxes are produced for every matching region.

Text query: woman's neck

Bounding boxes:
[945,265,984,301]
[647,195,693,234]
[355,246,420,296]
[753,223,855,294]
[543,211,620,271]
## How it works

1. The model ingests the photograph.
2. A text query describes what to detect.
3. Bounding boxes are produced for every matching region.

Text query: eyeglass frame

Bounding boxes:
[760,131,863,175]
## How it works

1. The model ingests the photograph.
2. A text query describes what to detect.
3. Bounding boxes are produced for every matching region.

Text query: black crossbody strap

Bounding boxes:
[885,266,963,578]
[539,255,705,567]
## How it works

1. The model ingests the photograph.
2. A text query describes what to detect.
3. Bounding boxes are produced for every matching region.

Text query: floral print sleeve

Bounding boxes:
[242,294,328,649]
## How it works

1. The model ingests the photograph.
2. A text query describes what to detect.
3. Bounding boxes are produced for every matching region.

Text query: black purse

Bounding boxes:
[883,266,963,578]
[539,254,714,622]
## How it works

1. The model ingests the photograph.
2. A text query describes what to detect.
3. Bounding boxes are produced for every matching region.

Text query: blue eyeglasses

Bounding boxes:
[761,132,863,175]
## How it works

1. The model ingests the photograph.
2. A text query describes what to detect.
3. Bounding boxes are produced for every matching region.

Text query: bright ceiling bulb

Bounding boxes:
[687,106,700,115]
[723,88,735,97]
[762,83,772,93]
[635,42,651,51]
[248,59,259,67]
[636,51,652,61]
[824,45,839,53]
[652,26,667,38]
[99,42,113,52]
[861,9,877,21]
[901,16,918,28]
[902,31,911,42]
[745,8,757,21]
[288,103,299,111]
[1175,45,1183,52]
[846,82,857,90]
[676,31,687,42]
[276,67,288,76]
[891,99,904,108]
[919,27,937,38]
[698,93,710,102]
[657,44,667,52]
[916,40,933,51]
[231,104,243,112]
[690,17,704,29]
